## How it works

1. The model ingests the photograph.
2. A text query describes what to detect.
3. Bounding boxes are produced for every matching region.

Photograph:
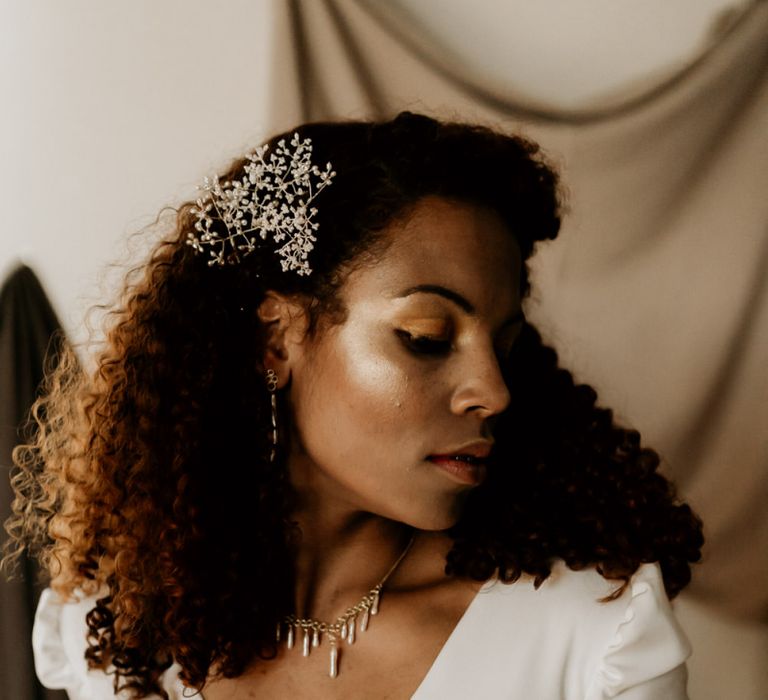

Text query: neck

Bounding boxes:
[285,441,424,621]
[290,503,414,621]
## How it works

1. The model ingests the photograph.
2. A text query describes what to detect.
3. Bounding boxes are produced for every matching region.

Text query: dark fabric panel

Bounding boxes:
[0,265,68,700]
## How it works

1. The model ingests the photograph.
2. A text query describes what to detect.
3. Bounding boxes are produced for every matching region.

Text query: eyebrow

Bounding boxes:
[396,284,525,325]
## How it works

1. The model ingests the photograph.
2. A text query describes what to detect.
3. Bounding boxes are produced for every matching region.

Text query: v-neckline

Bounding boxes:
[409,576,498,699]
[190,577,499,700]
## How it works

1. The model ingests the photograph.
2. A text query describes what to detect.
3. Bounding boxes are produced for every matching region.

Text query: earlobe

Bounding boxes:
[257,291,308,387]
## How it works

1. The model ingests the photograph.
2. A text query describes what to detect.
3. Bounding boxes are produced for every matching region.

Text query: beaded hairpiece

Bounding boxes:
[187,133,335,275]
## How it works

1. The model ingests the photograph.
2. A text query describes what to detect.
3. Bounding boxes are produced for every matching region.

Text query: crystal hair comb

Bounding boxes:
[187,133,335,275]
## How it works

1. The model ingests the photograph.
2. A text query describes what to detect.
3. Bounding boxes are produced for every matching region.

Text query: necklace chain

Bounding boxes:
[277,533,415,678]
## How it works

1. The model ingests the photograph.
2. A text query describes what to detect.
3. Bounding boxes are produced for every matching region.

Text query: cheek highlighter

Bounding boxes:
[336,319,410,424]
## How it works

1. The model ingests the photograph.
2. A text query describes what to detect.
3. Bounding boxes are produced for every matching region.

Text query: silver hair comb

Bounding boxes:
[187,133,335,275]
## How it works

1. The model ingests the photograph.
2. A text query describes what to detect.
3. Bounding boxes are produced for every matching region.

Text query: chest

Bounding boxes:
[201,584,477,700]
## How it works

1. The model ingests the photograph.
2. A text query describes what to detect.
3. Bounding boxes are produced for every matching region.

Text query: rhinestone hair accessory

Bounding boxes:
[187,133,336,275]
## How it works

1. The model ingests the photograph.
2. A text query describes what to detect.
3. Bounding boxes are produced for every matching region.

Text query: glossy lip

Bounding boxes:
[426,441,493,486]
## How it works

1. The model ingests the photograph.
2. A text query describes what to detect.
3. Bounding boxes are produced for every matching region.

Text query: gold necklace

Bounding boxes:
[277,534,415,678]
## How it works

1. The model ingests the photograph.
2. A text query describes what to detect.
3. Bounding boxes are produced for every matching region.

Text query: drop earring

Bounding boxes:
[266,369,278,462]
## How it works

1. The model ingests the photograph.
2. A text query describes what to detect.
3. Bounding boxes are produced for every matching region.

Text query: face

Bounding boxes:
[285,196,524,530]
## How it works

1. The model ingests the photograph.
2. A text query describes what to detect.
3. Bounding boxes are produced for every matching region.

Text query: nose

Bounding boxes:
[449,344,511,419]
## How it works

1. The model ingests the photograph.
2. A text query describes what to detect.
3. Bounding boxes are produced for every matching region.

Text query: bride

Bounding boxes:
[6,112,703,699]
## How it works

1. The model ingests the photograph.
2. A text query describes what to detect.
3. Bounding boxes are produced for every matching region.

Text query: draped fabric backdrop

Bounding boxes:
[267,0,768,626]
[0,265,68,700]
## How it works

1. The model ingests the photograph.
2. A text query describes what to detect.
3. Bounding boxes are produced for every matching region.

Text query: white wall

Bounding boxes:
[0,0,274,347]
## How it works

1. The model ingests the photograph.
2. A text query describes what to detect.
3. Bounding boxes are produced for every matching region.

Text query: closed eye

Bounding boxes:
[396,330,452,356]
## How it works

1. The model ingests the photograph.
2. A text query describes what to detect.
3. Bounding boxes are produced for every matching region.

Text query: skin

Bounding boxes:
[204,196,524,699]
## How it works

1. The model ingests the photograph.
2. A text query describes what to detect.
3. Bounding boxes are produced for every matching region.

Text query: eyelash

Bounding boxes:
[396,330,452,356]
[396,327,523,359]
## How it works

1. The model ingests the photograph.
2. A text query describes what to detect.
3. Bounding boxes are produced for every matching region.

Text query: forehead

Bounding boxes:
[343,196,522,313]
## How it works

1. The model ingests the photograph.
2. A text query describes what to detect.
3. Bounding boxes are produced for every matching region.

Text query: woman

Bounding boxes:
[5,112,703,699]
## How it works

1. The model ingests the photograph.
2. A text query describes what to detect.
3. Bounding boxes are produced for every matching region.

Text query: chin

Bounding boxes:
[396,493,468,532]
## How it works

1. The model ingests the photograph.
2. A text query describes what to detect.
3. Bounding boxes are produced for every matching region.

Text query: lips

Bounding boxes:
[427,441,492,486]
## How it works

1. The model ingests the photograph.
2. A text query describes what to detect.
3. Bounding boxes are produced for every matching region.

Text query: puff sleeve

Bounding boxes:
[586,564,692,700]
[32,588,185,700]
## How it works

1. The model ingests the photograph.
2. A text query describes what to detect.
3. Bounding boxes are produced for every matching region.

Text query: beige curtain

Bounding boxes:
[267,0,768,622]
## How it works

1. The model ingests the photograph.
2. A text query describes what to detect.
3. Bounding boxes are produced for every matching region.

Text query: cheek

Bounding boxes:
[292,324,418,462]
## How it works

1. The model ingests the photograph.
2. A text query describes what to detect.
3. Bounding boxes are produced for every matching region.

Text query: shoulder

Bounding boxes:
[482,560,670,625]
[415,561,691,699]
[32,588,186,700]
[485,562,691,698]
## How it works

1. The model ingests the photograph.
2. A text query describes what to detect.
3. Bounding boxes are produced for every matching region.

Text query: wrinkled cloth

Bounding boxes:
[413,562,690,699]
[32,589,184,700]
[33,562,689,699]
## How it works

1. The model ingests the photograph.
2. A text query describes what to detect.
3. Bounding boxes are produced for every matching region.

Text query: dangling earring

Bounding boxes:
[266,369,278,462]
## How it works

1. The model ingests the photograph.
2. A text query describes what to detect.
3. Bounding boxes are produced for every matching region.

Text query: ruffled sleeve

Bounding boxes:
[32,588,186,700]
[587,564,692,700]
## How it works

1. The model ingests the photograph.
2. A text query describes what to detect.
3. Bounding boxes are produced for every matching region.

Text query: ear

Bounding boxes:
[257,291,309,388]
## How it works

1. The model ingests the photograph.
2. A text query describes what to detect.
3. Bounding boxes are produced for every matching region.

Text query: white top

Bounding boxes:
[33,561,690,699]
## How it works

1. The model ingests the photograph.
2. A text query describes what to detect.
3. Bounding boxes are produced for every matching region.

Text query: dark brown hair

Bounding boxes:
[4,112,702,698]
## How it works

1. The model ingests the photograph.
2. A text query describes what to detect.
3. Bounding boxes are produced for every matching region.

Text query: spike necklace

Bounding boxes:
[276,533,415,678]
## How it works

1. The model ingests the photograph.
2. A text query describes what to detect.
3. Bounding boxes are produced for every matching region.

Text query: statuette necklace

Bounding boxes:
[277,533,415,678]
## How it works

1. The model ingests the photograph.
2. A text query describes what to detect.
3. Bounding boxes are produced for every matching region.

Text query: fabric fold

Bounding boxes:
[592,566,691,698]
[33,588,187,700]
[32,589,86,695]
